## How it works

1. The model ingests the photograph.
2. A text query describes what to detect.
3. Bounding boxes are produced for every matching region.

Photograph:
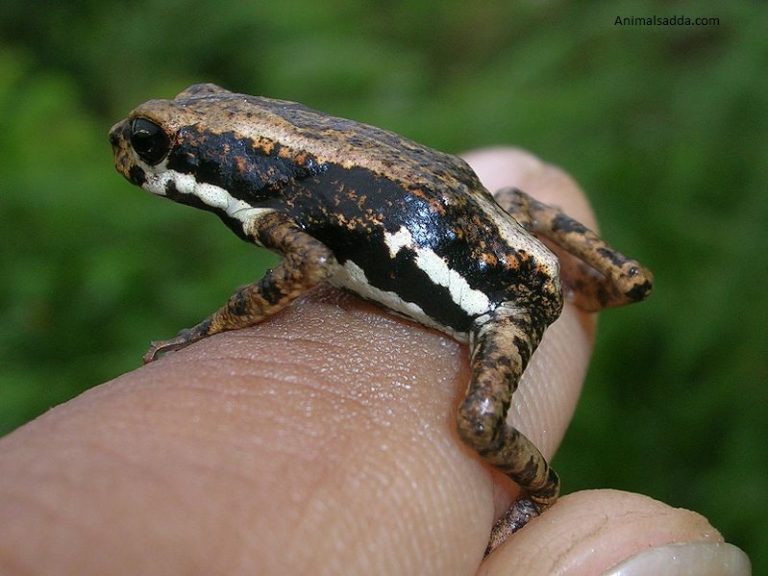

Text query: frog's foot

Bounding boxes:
[484,497,541,557]
[494,187,653,311]
[143,322,212,364]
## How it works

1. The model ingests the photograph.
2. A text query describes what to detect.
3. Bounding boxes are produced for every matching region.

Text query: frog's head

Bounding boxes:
[109,84,325,218]
[109,84,227,187]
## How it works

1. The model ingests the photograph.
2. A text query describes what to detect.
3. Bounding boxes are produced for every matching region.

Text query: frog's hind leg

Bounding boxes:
[494,187,653,311]
[143,213,334,363]
[458,306,560,556]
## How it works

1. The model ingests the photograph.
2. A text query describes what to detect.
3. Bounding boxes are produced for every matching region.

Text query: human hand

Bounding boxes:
[0,149,749,575]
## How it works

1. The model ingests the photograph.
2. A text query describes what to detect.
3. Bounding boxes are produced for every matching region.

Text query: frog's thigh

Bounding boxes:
[494,187,652,311]
[457,308,560,550]
[144,213,333,362]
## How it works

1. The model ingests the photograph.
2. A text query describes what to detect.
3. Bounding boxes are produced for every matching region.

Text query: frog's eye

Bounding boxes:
[130,118,171,165]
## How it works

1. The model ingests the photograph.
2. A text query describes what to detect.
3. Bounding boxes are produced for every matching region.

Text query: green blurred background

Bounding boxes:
[1,0,765,570]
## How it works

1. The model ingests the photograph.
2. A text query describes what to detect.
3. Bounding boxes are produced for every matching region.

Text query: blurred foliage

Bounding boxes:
[1,0,766,570]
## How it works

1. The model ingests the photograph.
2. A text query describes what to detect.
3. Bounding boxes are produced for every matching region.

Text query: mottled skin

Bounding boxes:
[109,84,653,556]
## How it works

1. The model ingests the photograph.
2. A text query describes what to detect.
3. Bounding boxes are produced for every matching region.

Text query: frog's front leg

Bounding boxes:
[494,187,653,311]
[457,306,559,556]
[143,213,335,363]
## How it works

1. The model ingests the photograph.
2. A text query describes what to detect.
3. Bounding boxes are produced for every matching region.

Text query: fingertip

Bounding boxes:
[462,147,598,230]
[480,490,726,576]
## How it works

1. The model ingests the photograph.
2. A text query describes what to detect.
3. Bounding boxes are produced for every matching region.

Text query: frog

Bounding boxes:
[109,84,653,556]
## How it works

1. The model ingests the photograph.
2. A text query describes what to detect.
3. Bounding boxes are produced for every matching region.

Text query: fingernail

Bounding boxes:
[602,542,751,576]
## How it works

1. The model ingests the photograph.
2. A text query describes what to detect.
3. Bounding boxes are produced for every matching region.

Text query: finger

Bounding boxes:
[479,490,749,576]
[0,290,489,575]
[463,146,598,231]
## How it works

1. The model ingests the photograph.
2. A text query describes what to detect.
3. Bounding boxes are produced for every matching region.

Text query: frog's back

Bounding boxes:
[167,84,484,205]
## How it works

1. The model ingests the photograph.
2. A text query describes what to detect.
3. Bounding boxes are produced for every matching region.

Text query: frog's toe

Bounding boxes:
[620,262,654,302]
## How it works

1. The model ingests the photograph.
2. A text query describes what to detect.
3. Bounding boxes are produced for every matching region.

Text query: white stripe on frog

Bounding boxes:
[140,160,274,238]
[384,226,491,317]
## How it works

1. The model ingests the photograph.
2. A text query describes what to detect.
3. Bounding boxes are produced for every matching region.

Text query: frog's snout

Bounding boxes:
[108,121,125,150]
[108,120,134,182]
